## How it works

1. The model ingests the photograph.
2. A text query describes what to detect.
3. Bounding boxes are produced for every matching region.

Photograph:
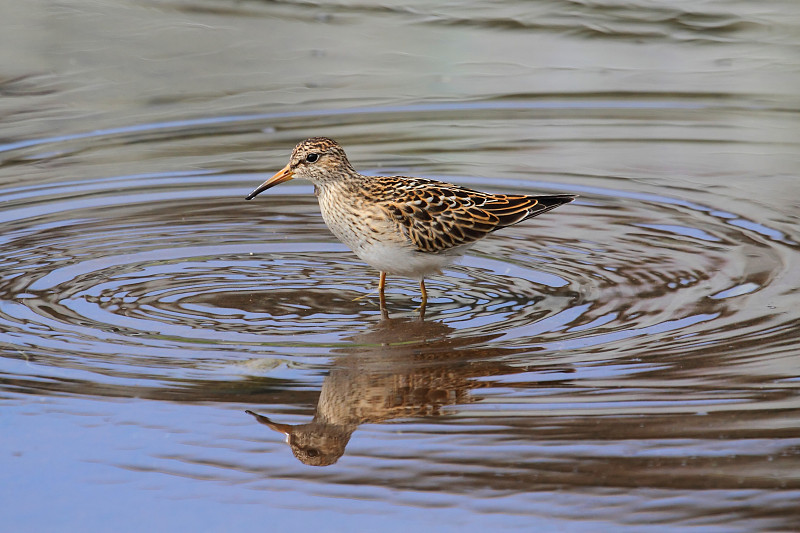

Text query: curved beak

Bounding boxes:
[245,410,294,438]
[245,163,294,200]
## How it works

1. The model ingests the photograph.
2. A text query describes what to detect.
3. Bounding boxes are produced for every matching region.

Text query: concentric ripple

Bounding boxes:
[1,120,798,395]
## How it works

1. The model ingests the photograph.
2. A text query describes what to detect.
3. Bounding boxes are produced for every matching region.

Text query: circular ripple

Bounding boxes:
[1,174,795,367]
[1,110,798,393]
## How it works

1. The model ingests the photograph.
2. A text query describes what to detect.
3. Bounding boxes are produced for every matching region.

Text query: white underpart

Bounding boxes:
[355,240,471,279]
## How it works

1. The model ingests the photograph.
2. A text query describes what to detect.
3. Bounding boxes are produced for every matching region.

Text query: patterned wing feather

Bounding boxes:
[369,177,575,253]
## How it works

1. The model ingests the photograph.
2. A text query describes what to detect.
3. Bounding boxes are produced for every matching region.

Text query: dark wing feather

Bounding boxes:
[367,176,575,253]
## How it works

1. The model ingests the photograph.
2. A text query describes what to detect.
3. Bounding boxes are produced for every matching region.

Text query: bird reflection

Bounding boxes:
[247,314,569,466]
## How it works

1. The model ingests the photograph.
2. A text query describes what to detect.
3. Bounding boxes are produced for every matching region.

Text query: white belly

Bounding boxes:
[355,240,467,279]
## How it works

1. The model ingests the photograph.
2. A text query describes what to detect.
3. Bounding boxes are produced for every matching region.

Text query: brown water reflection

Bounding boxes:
[241,314,799,504]
[248,315,571,466]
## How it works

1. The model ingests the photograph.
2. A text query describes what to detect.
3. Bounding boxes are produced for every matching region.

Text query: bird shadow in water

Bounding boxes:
[246,310,573,466]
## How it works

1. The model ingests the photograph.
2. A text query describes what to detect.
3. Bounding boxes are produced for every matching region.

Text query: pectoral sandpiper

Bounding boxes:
[246,137,575,310]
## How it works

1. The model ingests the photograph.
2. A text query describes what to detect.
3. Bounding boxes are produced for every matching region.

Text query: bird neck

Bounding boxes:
[314,171,366,197]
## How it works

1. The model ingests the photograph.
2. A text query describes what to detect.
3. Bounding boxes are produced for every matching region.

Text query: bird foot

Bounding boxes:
[352,288,379,302]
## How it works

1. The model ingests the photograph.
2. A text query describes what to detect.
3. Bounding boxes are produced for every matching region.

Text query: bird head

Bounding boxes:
[246,137,354,200]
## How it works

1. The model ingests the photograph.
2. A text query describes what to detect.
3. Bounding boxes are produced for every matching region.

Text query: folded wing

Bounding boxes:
[372,177,576,253]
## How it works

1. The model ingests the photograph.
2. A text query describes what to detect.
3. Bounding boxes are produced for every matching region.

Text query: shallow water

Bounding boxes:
[2,1,800,531]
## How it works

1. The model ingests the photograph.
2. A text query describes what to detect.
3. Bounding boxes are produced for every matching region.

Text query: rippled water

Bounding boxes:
[3,1,800,531]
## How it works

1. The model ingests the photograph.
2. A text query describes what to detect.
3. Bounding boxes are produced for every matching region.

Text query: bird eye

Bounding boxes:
[305,153,320,163]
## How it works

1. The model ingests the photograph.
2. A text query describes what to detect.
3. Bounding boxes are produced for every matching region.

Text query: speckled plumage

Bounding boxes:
[246,137,576,309]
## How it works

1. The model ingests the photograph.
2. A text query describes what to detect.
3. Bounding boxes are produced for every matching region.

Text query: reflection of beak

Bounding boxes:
[245,410,294,440]
[245,163,293,200]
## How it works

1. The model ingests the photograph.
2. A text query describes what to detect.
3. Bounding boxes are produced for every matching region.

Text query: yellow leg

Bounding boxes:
[379,271,387,309]
[417,279,427,317]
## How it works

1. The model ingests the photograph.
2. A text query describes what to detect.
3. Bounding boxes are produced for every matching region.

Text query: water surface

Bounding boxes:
[2,1,799,531]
